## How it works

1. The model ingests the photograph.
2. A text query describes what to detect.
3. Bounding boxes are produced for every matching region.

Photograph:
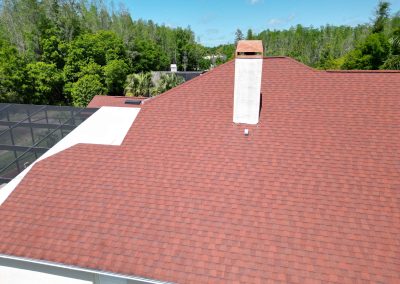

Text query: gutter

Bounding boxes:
[0,254,172,284]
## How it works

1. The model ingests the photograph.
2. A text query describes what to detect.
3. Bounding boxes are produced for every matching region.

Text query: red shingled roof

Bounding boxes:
[88,95,145,108]
[0,57,399,283]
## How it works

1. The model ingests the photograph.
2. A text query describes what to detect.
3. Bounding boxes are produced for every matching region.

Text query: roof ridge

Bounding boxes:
[264,57,400,73]
[143,56,321,106]
[143,60,235,105]
[264,56,319,72]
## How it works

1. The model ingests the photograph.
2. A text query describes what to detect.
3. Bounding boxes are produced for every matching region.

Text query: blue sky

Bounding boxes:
[124,0,400,46]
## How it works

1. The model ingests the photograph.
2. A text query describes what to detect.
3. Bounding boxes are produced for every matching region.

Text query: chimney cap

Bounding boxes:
[236,40,263,59]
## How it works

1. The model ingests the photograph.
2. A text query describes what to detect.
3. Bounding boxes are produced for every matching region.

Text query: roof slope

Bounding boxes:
[0,58,399,283]
[88,95,145,108]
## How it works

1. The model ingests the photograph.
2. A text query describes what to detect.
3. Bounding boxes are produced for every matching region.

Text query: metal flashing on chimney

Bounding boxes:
[233,40,264,125]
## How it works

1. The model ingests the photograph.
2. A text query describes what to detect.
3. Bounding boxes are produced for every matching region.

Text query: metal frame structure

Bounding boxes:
[0,104,98,184]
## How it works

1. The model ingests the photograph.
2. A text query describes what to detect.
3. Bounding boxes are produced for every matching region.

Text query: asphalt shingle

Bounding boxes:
[0,57,399,283]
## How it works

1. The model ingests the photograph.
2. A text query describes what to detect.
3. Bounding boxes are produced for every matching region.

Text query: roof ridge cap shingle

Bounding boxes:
[265,56,318,72]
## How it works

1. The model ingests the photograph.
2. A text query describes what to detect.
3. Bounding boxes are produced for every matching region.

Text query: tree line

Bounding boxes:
[215,1,400,70]
[0,0,210,106]
[0,1,399,107]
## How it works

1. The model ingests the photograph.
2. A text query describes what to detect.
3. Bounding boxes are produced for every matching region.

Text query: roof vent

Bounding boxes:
[125,99,142,105]
[233,40,263,125]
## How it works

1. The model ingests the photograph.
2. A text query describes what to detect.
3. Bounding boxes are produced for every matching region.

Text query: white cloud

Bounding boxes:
[205,28,220,35]
[267,14,296,27]
[249,0,261,4]
[199,13,216,25]
[268,18,283,25]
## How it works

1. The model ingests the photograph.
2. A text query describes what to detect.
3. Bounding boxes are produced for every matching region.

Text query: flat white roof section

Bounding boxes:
[0,106,140,205]
[0,262,93,284]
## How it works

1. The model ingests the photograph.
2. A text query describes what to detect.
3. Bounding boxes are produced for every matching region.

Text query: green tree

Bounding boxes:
[211,44,235,62]
[198,57,212,70]
[26,61,63,104]
[78,62,103,77]
[235,29,244,44]
[382,27,400,69]
[317,45,339,69]
[0,0,213,104]
[372,1,390,33]
[155,73,185,94]
[0,39,27,103]
[341,1,393,70]
[125,72,154,97]
[1,0,399,105]
[381,55,400,69]
[104,59,129,95]
[40,31,65,69]
[390,28,400,54]
[63,31,126,83]
[70,74,106,107]
[342,33,390,69]
[63,61,103,100]
[173,27,199,71]
[131,39,169,72]
[246,29,254,40]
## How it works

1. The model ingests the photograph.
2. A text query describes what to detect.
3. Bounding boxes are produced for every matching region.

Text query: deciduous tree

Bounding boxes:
[70,74,106,107]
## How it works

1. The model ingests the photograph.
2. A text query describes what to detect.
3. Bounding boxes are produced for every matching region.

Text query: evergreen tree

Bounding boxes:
[372,1,390,33]
[235,29,244,44]
[246,29,254,40]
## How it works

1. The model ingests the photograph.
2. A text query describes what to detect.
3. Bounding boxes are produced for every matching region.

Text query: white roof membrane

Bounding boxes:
[0,106,140,205]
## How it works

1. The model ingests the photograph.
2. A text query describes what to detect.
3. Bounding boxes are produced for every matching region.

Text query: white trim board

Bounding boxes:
[0,254,170,284]
[0,106,140,205]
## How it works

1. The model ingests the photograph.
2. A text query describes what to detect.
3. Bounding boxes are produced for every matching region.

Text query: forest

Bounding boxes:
[0,0,399,106]
[214,1,400,70]
[0,0,209,106]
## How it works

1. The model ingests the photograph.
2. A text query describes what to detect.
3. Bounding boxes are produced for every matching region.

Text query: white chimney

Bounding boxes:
[233,40,263,125]
[170,64,177,72]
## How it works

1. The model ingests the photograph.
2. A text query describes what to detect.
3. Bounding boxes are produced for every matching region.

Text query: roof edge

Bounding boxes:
[265,56,400,73]
[0,254,171,284]
[264,56,318,72]
[325,69,400,73]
